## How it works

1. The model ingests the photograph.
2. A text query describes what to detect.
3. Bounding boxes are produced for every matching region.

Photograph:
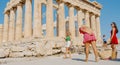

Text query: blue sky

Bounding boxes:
[0,0,120,39]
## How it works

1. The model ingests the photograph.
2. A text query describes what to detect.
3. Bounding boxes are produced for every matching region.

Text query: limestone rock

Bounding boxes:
[0,49,6,58]
[35,42,46,56]
[4,48,10,57]
[9,52,24,58]
[61,47,66,53]
[23,50,33,57]
[44,41,53,55]
[11,46,25,52]
[98,49,112,59]
[52,49,61,54]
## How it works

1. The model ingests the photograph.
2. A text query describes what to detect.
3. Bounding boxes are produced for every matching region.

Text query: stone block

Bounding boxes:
[11,46,25,52]
[23,51,33,57]
[0,49,6,58]
[9,52,24,58]
[98,49,112,60]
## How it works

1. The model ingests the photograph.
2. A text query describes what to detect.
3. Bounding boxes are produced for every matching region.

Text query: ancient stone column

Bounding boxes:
[85,11,90,27]
[58,2,65,37]
[15,3,23,40]
[0,24,3,43]
[24,0,32,38]
[33,0,42,38]
[9,8,15,41]
[96,16,101,39]
[90,13,96,36]
[46,0,54,37]
[69,6,75,38]
[77,9,84,37]
[3,12,9,42]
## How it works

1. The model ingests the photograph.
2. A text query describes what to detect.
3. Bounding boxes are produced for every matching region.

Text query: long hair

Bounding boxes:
[111,22,118,33]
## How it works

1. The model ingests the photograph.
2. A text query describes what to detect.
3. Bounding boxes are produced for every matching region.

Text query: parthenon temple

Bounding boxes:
[0,0,103,58]
[0,0,102,44]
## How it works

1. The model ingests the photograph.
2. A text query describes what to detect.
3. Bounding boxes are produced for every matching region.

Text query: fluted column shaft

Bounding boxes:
[24,0,32,38]
[15,3,23,40]
[58,2,65,37]
[0,25,3,43]
[46,0,54,37]
[9,8,15,41]
[3,12,9,42]
[33,0,42,38]
[85,11,90,27]
[69,6,75,38]
[91,14,96,36]
[77,9,84,37]
[96,16,101,39]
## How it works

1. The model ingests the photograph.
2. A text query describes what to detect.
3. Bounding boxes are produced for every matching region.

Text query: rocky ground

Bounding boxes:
[0,44,119,65]
[0,38,119,65]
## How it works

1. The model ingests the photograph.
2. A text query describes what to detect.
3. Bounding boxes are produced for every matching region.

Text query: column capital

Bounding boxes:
[17,3,23,7]
[95,15,100,17]
[57,0,64,4]
[65,2,73,7]
[10,7,17,12]
[4,11,10,15]
[74,6,81,10]
[84,10,89,13]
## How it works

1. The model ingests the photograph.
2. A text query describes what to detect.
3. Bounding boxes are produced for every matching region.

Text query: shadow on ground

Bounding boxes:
[110,58,120,62]
[72,58,95,62]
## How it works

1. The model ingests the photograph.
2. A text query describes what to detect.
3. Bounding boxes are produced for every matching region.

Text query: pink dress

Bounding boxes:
[79,28,96,43]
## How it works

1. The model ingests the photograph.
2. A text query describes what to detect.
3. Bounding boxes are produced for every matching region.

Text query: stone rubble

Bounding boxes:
[0,38,84,58]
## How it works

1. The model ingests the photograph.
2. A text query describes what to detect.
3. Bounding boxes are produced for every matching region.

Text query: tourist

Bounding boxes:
[63,31,72,59]
[110,22,119,60]
[79,25,98,62]
[102,35,107,48]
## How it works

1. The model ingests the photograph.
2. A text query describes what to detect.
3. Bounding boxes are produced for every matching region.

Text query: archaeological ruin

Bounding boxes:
[0,0,102,58]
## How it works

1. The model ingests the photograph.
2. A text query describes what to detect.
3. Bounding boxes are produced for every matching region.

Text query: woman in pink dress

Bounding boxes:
[79,25,98,62]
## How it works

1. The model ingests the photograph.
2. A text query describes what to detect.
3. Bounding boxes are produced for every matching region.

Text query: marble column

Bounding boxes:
[9,8,15,41]
[3,12,9,42]
[15,3,23,40]
[90,13,96,36]
[85,11,90,27]
[33,0,42,38]
[77,9,84,37]
[69,6,75,38]
[58,2,65,37]
[96,16,101,39]
[46,0,54,37]
[0,24,3,43]
[24,0,32,38]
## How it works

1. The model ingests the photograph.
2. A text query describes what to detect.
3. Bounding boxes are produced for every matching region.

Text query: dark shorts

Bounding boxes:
[103,41,107,44]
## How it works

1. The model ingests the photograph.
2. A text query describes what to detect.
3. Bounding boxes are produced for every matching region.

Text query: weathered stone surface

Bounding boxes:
[34,42,46,55]
[0,37,86,58]
[9,52,24,58]
[11,46,26,52]
[98,49,112,59]
[61,47,66,53]
[4,48,10,57]
[52,49,61,54]
[0,49,6,58]
[44,41,53,55]
[23,50,33,57]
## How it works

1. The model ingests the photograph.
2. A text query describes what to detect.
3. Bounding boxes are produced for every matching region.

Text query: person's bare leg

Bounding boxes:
[111,44,116,52]
[91,41,99,62]
[64,48,68,59]
[111,44,117,59]
[68,48,71,58]
[85,43,90,62]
